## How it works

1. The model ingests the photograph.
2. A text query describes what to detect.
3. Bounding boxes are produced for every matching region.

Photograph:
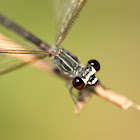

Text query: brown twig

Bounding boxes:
[94,85,140,110]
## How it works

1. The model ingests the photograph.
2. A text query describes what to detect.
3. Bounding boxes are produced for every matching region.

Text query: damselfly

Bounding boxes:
[0,0,101,112]
[0,0,140,114]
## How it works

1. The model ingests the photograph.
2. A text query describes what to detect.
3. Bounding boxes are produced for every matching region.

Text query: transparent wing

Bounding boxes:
[54,0,88,47]
[0,34,47,75]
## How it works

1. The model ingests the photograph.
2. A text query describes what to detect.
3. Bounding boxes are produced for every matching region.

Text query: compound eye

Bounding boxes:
[88,59,100,72]
[72,77,85,90]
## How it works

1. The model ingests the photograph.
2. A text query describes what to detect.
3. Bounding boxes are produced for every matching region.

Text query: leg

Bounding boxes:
[69,86,80,114]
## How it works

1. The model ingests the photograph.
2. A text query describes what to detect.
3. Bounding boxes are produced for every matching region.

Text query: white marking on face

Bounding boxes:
[81,67,96,84]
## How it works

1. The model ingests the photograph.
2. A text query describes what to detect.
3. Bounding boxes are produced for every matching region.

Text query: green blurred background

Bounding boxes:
[0,0,140,140]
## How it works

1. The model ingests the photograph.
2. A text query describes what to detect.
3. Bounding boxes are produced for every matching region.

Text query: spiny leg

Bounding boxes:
[69,86,80,114]
[66,79,72,89]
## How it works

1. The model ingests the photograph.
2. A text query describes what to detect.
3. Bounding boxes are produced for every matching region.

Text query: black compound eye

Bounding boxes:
[88,59,100,72]
[72,77,85,90]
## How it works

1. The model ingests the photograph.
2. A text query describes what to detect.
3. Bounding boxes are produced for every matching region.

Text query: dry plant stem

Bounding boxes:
[75,102,86,115]
[94,85,140,111]
[0,33,140,111]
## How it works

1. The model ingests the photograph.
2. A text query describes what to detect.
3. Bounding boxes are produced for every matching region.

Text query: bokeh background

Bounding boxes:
[0,0,140,140]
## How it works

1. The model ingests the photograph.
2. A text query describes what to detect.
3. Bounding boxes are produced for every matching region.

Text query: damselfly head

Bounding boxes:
[72,59,100,90]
